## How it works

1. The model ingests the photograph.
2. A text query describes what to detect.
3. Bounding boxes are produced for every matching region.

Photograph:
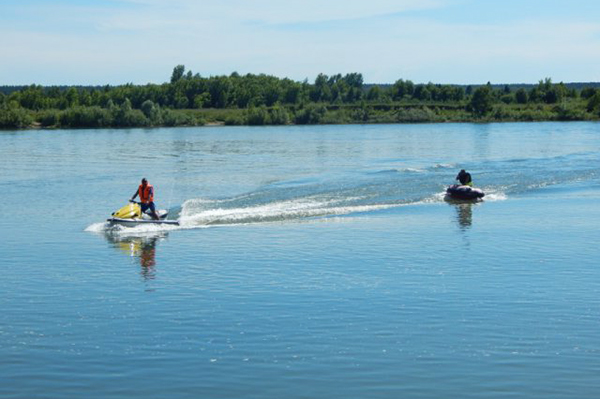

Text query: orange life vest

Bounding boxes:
[138,184,154,203]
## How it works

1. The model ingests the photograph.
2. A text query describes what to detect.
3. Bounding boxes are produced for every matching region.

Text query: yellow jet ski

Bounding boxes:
[107,201,179,227]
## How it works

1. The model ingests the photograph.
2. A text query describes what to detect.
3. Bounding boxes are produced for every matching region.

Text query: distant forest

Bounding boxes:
[2,65,600,129]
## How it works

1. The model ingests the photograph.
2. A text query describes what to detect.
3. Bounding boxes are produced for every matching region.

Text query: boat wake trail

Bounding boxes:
[176,171,448,228]
[175,152,598,228]
[86,153,599,233]
[179,196,399,227]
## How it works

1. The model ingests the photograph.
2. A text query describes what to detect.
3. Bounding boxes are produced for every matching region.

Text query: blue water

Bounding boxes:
[1,123,599,398]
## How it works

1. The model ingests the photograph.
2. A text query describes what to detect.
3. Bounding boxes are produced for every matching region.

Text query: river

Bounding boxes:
[1,122,599,398]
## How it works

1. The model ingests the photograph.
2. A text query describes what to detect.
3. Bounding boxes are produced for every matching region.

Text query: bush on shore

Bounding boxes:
[0,103,33,128]
[2,97,600,130]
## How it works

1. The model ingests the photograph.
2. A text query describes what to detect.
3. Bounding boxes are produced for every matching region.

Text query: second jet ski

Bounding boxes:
[446,184,485,200]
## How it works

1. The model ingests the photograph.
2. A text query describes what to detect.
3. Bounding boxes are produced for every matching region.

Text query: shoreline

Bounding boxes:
[4,117,599,132]
[3,118,598,131]
[2,104,599,131]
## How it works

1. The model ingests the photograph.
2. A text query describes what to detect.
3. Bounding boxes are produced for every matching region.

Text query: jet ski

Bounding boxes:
[107,201,179,227]
[445,184,485,200]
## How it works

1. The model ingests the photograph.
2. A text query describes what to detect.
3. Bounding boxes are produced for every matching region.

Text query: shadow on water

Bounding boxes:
[104,232,167,280]
[444,197,477,231]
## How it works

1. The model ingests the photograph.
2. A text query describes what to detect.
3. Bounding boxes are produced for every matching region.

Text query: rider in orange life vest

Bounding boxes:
[131,178,160,220]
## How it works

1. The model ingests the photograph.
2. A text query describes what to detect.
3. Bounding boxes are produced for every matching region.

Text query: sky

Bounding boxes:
[1,0,599,85]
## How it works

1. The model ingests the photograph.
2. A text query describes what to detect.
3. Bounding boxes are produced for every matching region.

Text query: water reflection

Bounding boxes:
[444,198,475,231]
[455,203,473,230]
[104,232,167,280]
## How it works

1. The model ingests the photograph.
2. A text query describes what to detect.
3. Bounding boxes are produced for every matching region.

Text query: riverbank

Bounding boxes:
[2,100,599,130]
[2,67,599,129]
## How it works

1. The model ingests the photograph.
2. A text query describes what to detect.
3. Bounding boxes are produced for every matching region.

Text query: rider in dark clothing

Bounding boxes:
[456,169,473,186]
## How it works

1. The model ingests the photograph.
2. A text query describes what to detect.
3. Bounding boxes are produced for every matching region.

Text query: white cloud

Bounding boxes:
[109,0,446,25]
[1,0,600,84]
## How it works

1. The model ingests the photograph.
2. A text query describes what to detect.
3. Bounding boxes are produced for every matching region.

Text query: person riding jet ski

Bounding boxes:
[131,178,160,220]
[446,169,484,200]
[456,169,473,187]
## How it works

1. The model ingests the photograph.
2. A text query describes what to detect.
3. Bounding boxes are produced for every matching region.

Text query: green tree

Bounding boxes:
[413,85,431,101]
[515,88,528,104]
[246,106,270,125]
[587,92,600,113]
[282,81,302,104]
[59,106,114,128]
[174,93,189,109]
[342,73,363,102]
[367,85,382,101]
[392,79,414,100]
[351,101,370,122]
[404,80,415,97]
[193,93,211,109]
[500,94,514,104]
[439,85,457,102]
[294,104,327,124]
[141,100,162,124]
[0,102,33,128]
[269,105,290,125]
[65,88,80,108]
[171,65,186,84]
[209,77,233,108]
[112,98,148,127]
[20,85,48,110]
[163,108,194,126]
[468,85,494,116]
[544,82,566,104]
[581,87,597,99]
[528,78,564,104]
[425,83,440,101]
[263,81,281,106]
[38,110,60,127]
[528,87,543,103]
[311,74,332,102]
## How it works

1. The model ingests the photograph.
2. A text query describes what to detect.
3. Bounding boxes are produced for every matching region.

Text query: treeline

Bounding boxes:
[2,65,600,129]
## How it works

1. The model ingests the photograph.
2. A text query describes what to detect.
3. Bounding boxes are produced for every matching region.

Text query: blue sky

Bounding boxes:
[1,0,599,85]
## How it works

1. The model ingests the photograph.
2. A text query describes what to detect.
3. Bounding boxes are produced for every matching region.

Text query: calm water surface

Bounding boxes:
[1,123,599,398]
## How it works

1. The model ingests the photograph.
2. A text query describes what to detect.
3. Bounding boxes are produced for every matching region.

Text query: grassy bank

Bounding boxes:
[2,99,598,130]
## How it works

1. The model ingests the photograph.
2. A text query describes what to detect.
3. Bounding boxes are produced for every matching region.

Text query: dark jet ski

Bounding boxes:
[446,184,485,200]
